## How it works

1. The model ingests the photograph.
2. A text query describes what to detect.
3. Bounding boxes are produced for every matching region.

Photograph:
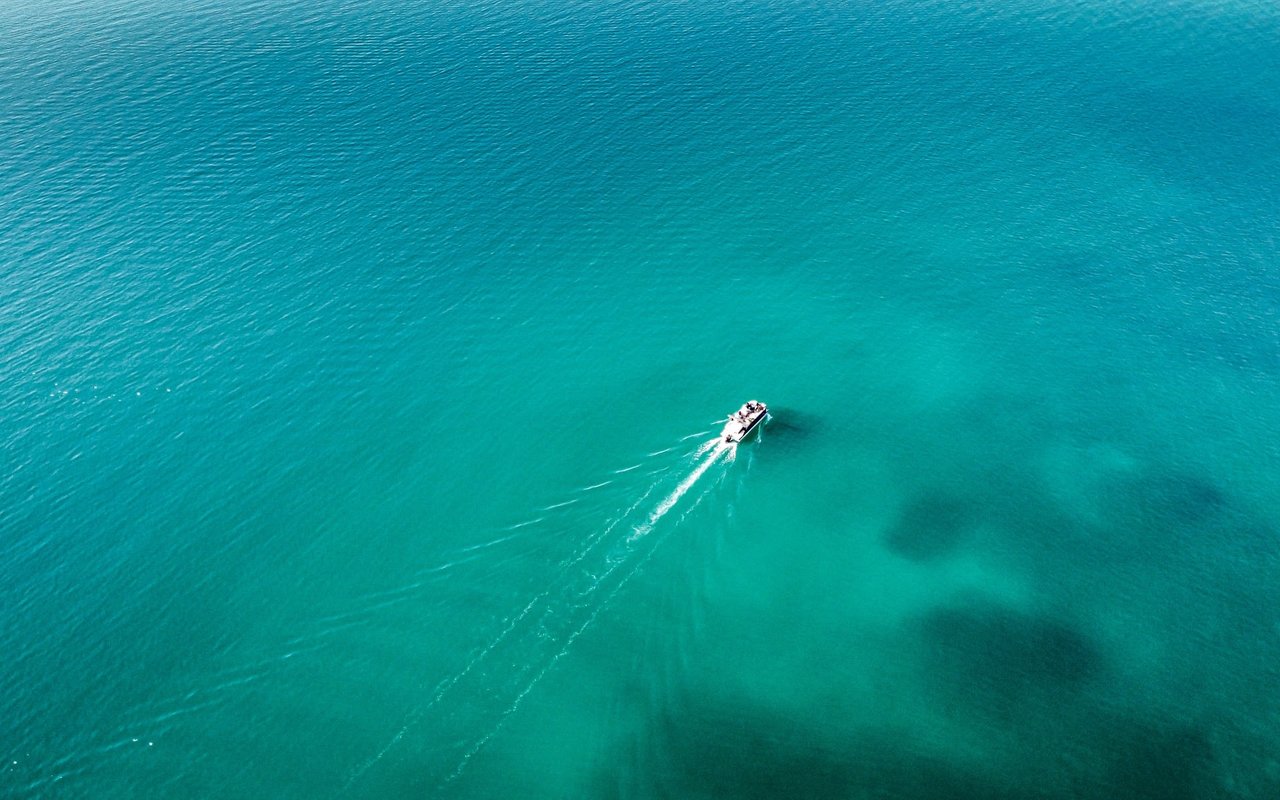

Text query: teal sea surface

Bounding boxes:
[3,0,1280,797]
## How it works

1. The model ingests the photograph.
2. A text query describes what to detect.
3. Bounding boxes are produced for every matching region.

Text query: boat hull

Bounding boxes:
[722,402,768,443]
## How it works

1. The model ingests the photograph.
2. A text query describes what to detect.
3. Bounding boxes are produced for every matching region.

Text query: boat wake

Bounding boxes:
[5,430,747,799]
[629,440,731,543]
[344,436,738,794]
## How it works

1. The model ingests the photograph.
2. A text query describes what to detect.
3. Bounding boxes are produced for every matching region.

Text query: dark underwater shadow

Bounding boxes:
[736,406,824,465]
[594,654,1259,800]
[913,597,1103,721]
[1093,463,1233,561]
[883,490,981,562]
[759,406,821,442]
[1122,468,1228,526]
[1101,722,1219,800]
[597,677,1252,800]
[612,692,1044,800]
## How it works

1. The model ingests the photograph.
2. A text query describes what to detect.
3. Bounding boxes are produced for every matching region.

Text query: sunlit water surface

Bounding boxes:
[3,1,1280,797]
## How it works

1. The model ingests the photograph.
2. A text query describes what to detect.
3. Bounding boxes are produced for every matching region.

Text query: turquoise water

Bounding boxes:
[3,0,1280,796]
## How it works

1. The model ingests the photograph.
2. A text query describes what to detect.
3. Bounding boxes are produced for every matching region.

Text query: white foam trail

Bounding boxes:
[457,533,522,555]
[441,452,728,787]
[503,517,544,531]
[692,437,721,457]
[145,697,226,727]
[414,553,484,578]
[310,599,411,631]
[629,440,728,543]
[341,484,662,792]
[540,498,579,511]
[11,433,725,797]
[113,642,324,730]
[7,645,296,785]
[343,429,726,792]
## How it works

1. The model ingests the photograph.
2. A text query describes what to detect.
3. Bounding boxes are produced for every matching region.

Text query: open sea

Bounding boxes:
[3,0,1280,797]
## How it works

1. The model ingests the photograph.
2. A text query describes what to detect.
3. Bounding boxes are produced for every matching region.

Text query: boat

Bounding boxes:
[721,400,768,443]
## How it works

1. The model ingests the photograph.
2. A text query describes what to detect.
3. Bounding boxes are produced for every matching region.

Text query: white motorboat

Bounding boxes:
[721,400,768,443]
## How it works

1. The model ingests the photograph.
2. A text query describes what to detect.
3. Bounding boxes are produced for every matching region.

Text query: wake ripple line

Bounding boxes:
[441,447,729,786]
[8,437,714,795]
[630,441,729,543]
[340,482,664,793]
